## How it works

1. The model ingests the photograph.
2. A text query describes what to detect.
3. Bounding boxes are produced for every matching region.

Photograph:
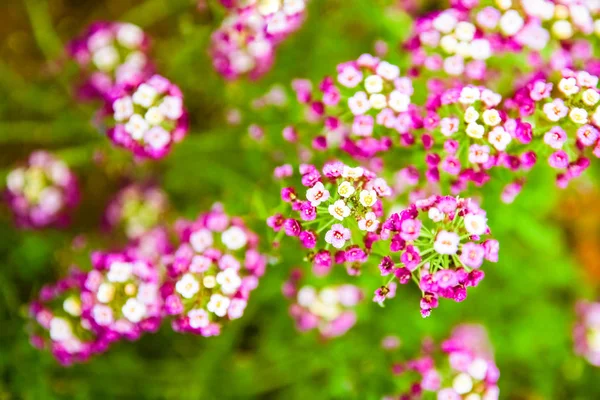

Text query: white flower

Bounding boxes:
[216,268,242,295]
[188,309,210,329]
[207,294,231,317]
[369,93,387,109]
[91,304,113,326]
[297,286,317,307]
[433,230,460,255]
[433,11,457,33]
[552,20,573,40]
[190,229,214,253]
[107,261,133,283]
[117,23,144,49]
[375,61,400,80]
[358,212,379,232]
[440,35,458,54]
[113,96,134,121]
[159,96,184,120]
[582,89,600,106]
[222,226,248,250]
[144,126,171,149]
[455,41,471,58]
[203,275,217,289]
[283,0,305,15]
[6,168,25,193]
[499,10,524,36]
[145,107,164,125]
[122,298,147,323]
[124,51,147,69]
[454,21,476,41]
[342,166,364,179]
[464,106,480,123]
[137,283,158,304]
[132,83,158,108]
[469,38,491,60]
[348,91,371,115]
[453,373,474,395]
[482,109,501,126]
[428,207,444,222]
[306,182,330,206]
[488,126,511,151]
[49,162,69,186]
[49,317,73,342]
[359,189,378,207]
[569,108,588,124]
[257,0,281,14]
[466,122,485,139]
[464,213,488,235]
[328,199,351,221]
[388,91,410,112]
[558,77,580,96]
[39,187,63,214]
[468,357,489,380]
[63,297,82,317]
[364,75,383,93]
[97,282,115,303]
[125,114,149,140]
[337,181,356,198]
[93,46,119,71]
[176,273,200,299]
[459,86,480,104]
[87,31,112,52]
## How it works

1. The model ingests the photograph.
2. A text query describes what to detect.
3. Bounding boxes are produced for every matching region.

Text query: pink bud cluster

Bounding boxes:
[67,21,153,100]
[267,162,392,276]
[574,300,600,367]
[104,183,170,239]
[375,195,498,317]
[211,0,307,80]
[282,268,363,338]
[292,54,415,159]
[104,74,189,159]
[388,324,500,399]
[162,204,267,336]
[4,151,80,229]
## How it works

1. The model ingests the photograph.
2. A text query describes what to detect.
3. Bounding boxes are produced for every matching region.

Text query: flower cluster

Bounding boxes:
[375,195,498,317]
[508,68,599,187]
[67,22,152,100]
[104,74,189,158]
[293,54,414,158]
[162,205,266,336]
[104,183,170,239]
[211,0,307,79]
[574,300,600,367]
[388,325,500,399]
[4,151,80,228]
[282,268,363,338]
[28,269,101,366]
[268,162,392,276]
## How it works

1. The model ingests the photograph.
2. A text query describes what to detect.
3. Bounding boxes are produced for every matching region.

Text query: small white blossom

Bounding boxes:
[464,106,480,123]
[466,122,485,139]
[388,91,410,113]
[428,207,444,222]
[93,46,119,71]
[364,75,384,93]
[125,114,149,140]
[97,282,116,303]
[176,273,200,299]
[328,199,351,221]
[159,96,184,120]
[188,309,210,329]
[113,96,134,121]
[63,297,82,317]
[342,166,364,179]
[122,298,147,323]
[569,107,588,125]
[369,93,387,109]
[337,181,356,198]
[375,61,400,80]
[358,212,379,232]
[482,109,501,126]
[207,294,231,317]
[49,317,73,342]
[459,87,481,104]
[464,213,488,235]
[107,261,133,283]
[359,189,378,207]
[222,226,248,250]
[145,107,164,125]
[116,23,144,48]
[453,373,474,395]
[190,229,214,253]
[216,268,242,295]
[132,83,158,108]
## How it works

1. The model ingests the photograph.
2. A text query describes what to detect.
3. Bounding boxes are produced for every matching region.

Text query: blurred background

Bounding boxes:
[1,0,600,398]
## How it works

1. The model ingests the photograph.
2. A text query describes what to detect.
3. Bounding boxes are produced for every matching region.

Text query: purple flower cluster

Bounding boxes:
[387,324,500,399]
[574,300,600,367]
[211,0,307,79]
[67,21,153,100]
[4,151,80,229]
[375,195,498,317]
[104,74,189,159]
[282,268,363,338]
[162,204,267,336]
[268,161,392,276]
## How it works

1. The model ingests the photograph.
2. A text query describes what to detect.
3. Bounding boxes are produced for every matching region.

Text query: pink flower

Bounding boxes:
[548,151,569,169]
[543,127,567,149]
[325,224,351,249]
[460,242,485,269]
[577,125,599,147]
[468,144,490,164]
[337,65,363,88]
[352,115,375,136]
[440,117,460,136]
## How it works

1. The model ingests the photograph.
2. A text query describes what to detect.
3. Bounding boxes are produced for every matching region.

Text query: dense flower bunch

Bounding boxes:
[28,269,101,365]
[104,74,189,158]
[268,162,392,276]
[574,300,600,366]
[387,324,500,399]
[292,54,414,158]
[67,22,152,100]
[104,183,170,239]
[211,0,307,80]
[375,195,498,317]
[4,151,80,228]
[162,205,267,336]
[507,68,599,187]
[282,268,363,338]
[83,251,163,341]
[125,227,173,265]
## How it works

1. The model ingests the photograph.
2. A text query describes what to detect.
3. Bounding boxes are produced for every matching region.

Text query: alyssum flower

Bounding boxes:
[375,195,498,317]
[162,204,267,336]
[4,151,80,229]
[267,161,392,276]
[574,300,600,367]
